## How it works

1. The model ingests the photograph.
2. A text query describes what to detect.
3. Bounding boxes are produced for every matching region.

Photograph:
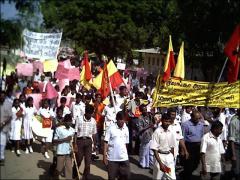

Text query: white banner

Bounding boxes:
[23,29,62,59]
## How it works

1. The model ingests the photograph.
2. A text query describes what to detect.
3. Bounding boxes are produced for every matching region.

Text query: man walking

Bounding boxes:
[103,111,130,180]
[150,113,177,179]
[182,110,204,180]
[74,104,97,180]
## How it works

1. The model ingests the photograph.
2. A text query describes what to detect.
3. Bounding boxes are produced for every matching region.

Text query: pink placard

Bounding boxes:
[45,82,58,99]
[58,59,72,68]
[55,64,69,80]
[57,79,69,92]
[16,63,33,76]
[32,61,44,73]
[68,68,80,80]
[27,93,43,110]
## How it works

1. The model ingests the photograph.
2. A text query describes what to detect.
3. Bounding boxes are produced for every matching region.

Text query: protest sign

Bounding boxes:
[58,59,72,68]
[153,78,240,108]
[55,64,69,79]
[43,60,58,72]
[27,94,42,109]
[23,29,62,59]
[117,63,126,70]
[58,79,69,92]
[16,63,33,76]
[68,68,80,81]
[32,61,44,73]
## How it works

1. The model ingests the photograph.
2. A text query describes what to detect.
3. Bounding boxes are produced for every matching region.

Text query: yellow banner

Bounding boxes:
[153,78,240,108]
[43,60,58,72]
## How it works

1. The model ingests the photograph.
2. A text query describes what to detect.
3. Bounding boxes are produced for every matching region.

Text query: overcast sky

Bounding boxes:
[0,1,18,20]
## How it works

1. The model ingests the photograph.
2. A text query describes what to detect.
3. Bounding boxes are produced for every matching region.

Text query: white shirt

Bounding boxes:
[62,106,71,117]
[38,107,55,118]
[181,111,191,124]
[218,113,227,140]
[102,105,121,134]
[200,132,225,173]
[71,101,85,124]
[115,94,127,109]
[33,73,41,82]
[151,126,176,152]
[169,120,183,156]
[54,125,75,155]
[102,105,121,123]
[104,123,129,161]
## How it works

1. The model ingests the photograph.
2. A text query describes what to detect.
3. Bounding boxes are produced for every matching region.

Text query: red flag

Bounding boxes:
[224,25,240,83]
[98,63,110,99]
[162,35,175,82]
[83,51,92,81]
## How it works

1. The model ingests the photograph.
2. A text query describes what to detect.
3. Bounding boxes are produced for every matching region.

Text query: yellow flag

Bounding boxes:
[92,60,120,90]
[173,42,185,79]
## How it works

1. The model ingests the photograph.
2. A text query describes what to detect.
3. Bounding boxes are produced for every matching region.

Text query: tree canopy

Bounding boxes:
[40,0,239,61]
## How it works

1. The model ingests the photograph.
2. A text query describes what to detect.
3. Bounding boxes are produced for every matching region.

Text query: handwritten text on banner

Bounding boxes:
[23,29,62,59]
[153,79,240,108]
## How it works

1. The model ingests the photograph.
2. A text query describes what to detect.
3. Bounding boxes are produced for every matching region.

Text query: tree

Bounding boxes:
[0,19,22,49]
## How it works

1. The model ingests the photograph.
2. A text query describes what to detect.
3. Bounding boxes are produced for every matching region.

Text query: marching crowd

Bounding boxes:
[0,63,239,180]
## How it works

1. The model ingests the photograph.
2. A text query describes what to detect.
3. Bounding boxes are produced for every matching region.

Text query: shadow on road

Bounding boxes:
[130,172,152,180]
[129,156,139,166]
[37,160,52,180]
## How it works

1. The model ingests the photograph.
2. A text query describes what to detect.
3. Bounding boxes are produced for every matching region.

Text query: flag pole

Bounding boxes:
[108,72,117,114]
[217,57,228,83]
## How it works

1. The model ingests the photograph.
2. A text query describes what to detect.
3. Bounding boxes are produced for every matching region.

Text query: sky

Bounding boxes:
[0,1,19,20]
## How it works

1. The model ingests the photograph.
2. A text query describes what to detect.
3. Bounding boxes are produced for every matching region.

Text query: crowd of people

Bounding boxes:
[0,57,239,180]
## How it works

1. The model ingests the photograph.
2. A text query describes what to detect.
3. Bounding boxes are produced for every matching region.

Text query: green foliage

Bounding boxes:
[0,19,22,49]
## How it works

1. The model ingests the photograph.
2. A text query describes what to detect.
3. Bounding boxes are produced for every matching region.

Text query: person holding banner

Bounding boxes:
[53,114,75,180]
[38,99,55,159]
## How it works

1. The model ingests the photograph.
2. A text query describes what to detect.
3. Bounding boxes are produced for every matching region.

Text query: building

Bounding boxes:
[133,47,164,75]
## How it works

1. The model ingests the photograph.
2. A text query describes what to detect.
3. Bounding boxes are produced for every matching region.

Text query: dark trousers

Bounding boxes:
[108,160,130,180]
[77,138,92,180]
[183,142,201,180]
[128,117,139,154]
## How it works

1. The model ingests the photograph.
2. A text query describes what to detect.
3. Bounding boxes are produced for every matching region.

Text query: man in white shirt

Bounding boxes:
[181,106,192,124]
[167,108,189,165]
[115,86,128,110]
[212,108,227,142]
[33,69,42,82]
[200,120,225,180]
[103,111,130,180]
[102,96,121,136]
[71,93,85,125]
[53,114,75,179]
[150,113,177,179]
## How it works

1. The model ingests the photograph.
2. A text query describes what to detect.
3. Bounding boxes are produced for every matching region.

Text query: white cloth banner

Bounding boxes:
[23,29,62,59]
